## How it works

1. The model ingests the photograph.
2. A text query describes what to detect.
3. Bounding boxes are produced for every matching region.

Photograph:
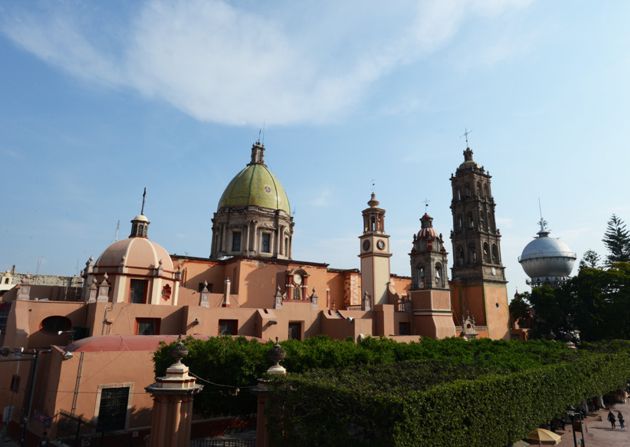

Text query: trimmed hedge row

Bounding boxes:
[153,336,577,417]
[266,353,630,447]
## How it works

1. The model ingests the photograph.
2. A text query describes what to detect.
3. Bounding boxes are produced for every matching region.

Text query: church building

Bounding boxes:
[0,139,509,443]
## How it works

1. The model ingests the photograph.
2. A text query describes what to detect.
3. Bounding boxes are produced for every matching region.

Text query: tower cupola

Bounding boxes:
[130,188,149,238]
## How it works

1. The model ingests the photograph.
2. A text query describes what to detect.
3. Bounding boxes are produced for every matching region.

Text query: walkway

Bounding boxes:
[557,400,630,446]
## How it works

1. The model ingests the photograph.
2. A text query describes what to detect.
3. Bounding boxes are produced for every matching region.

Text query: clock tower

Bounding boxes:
[359,193,391,307]
[449,146,509,339]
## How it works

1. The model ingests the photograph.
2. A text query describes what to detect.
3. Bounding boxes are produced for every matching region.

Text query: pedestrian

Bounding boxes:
[618,411,625,430]
[608,409,617,429]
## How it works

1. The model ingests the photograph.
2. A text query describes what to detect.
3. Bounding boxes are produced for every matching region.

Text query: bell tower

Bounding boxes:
[359,193,391,307]
[409,213,456,338]
[449,145,509,339]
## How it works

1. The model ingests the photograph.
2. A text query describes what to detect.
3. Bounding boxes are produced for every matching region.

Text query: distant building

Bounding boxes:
[0,140,510,444]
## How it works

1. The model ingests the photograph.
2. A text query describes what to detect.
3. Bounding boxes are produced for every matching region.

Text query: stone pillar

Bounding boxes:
[223,278,231,307]
[199,281,210,308]
[87,278,98,303]
[145,342,203,447]
[97,274,110,302]
[16,277,31,301]
[254,342,287,447]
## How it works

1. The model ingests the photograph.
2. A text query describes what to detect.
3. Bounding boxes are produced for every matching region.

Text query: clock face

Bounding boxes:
[293,273,302,285]
[362,240,371,252]
[376,240,385,250]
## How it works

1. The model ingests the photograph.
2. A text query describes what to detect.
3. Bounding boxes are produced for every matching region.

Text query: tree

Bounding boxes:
[580,249,601,269]
[603,214,630,265]
[509,292,532,328]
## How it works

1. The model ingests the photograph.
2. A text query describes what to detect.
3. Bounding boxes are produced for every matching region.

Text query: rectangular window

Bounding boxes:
[399,322,411,336]
[136,318,160,335]
[231,231,242,252]
[218,319,238,336]
[261,233,271,253]
[97,387,129,432]
[9,374,19,393]
[288,322,302,341]
[129,279,148,304]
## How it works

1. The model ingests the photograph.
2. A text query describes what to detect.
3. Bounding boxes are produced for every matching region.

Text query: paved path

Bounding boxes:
[557,400,630,447]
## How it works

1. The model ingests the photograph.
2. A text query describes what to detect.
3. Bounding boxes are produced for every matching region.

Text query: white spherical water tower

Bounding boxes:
[519,218,576,287]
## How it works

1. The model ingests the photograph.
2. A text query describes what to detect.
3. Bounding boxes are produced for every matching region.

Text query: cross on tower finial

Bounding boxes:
[370,179,376,192]
[462,128,472,147]
[141,187,147,215]
[423,198,430,212]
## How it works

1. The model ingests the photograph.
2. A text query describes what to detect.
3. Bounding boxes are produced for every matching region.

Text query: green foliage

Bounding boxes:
[154,336,575,417]
[509,291,532,327]
[580,249,601,269]
[523,263,630,341]
[267,348,630,447]
[603,214,630,265]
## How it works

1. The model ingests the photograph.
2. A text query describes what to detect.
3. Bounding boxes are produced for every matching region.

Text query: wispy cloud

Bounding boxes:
[310,187,333,208]
[0,0,533,125]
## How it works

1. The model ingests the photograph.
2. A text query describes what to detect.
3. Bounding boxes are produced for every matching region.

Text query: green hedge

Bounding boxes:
[266,353,630,447]
[153,336,613,419]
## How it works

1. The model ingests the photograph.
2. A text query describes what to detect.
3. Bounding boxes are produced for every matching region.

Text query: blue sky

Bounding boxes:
[1,0,629,298]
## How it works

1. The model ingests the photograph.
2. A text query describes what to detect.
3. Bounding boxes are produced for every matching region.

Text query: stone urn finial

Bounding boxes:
[171,340,189,364]
[267,338,286,376]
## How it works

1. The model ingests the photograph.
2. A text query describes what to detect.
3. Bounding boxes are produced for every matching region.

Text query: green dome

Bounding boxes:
[218,163,291,214]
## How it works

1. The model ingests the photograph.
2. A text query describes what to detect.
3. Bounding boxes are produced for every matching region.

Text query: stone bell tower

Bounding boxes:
[359,192,391,307]
[409,213,456,338]
[449,145,509,339]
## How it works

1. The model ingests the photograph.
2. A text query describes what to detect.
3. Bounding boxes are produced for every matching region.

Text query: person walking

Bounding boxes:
[608,409,617,429]
[618,410,625,430]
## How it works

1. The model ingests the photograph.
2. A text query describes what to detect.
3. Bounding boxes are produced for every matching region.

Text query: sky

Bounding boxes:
[1,0,629,298]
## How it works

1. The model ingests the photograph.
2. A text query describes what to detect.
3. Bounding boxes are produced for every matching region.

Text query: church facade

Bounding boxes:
[0,140,509,443]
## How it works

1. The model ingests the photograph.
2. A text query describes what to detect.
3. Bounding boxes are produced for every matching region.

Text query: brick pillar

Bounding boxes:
[145,343,203,447]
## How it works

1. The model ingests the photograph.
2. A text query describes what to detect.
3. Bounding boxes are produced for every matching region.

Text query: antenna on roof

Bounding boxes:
[114,220,120,242]
[262,122,266,145]
[141,187,147,215]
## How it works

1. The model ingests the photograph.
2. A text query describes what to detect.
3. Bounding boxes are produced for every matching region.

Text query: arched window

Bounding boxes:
[417,265,425,288]
[41,316,72,334]
[457,215,463,230]
[485,184,490,198]
[435,263,444,287]
[457,188,461,201]
[465,184,471,198]
[457,246,465,266]
[468,244,477,264]
[492,244,500,263]
[467,212,474,229]
[483,243,490,263]
[371,216,376,231]
[477,182,482,198]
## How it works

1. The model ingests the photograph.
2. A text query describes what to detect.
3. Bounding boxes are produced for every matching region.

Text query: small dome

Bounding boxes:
[96,237,174,271]
[218,163,291,215]
[519,226,576,281]
[132,214,149,223]
[417,213,438,240]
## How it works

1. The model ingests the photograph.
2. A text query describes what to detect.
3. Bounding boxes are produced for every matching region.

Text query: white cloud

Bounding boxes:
[0,0,533,125]
[310,187,333,208]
